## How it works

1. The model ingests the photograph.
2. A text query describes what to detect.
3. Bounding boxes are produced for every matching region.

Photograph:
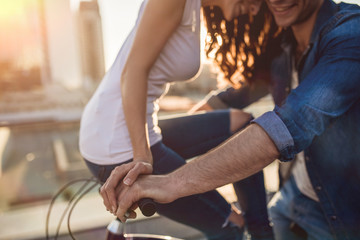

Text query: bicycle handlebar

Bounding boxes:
[138,198,156,217]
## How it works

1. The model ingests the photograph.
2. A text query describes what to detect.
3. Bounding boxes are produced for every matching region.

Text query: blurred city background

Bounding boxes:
[0,0,358,239]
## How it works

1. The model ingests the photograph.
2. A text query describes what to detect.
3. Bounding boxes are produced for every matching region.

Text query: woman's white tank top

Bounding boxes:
[79,0,201,165]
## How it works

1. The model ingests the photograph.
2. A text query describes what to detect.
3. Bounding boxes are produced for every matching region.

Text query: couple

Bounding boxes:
[80,0,360,239]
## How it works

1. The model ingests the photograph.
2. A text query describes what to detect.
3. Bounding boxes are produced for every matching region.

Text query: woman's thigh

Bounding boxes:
[84,160,131,183]
[83,141,191,182]
[151,141,187,174]
[159,110,231,159]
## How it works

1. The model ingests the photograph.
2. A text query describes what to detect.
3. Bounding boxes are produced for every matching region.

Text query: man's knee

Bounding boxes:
[267,191,283,219]
[229,109,252,133]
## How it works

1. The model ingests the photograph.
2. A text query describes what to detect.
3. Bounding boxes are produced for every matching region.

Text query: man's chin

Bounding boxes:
[273,16,295,28]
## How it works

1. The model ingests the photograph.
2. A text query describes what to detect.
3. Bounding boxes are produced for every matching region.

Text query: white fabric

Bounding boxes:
[291,58,319,202]
[292,152,319,202]
[79,0,201,165]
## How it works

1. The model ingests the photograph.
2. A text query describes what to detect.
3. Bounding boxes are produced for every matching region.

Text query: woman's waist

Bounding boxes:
[80,129,162,165]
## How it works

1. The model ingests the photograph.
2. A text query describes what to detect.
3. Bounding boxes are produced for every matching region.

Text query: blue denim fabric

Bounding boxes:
[268,176,335,240]
[253,1,360,239]
[254,111,295,161]
[215,78,269,110]
[232,172,274,240]
[215,1,360,238]
[159,110,232,159]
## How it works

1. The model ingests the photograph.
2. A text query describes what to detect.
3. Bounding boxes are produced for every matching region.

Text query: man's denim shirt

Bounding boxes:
[218,0,360,239]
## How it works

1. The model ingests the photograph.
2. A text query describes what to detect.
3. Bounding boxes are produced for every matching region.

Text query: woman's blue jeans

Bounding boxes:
[85,110,272,239]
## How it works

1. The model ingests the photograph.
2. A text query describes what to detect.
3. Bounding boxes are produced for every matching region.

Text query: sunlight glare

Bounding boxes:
[0,0,27,20]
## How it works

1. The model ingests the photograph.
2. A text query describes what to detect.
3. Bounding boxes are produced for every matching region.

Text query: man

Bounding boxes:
[101,0,360,239]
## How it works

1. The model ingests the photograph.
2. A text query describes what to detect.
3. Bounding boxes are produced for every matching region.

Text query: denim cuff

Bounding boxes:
[252,111,296,162]
[207,93,229,110]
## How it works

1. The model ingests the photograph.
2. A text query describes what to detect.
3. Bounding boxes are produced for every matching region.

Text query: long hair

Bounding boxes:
[203,2,279,88]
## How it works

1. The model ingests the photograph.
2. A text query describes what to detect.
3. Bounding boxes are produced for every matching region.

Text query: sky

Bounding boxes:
[70,0,143,70]
[97,0,143,70]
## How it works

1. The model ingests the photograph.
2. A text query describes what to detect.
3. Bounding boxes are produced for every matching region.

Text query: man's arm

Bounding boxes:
[113,123,279,222]
[188,77,269,114]
[166,123,278,195]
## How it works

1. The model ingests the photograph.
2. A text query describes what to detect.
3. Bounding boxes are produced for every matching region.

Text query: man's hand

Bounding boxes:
[114,174,176,222]
[100,161,153,214]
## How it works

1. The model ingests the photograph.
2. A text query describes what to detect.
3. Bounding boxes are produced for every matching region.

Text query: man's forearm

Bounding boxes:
[167,123,280,199]
[114,123,280,221]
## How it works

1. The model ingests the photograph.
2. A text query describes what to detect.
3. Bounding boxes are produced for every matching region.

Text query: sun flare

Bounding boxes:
[0,0,27,20]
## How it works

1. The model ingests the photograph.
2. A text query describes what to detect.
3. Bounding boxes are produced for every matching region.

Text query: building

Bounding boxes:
[0,0,105,93]
[0,0,106,124]
[42,0,82,89]
[0,0,45,92]
[77,0,105,91]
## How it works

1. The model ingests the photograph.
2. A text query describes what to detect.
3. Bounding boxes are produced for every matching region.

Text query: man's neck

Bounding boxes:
[291,2,323,53]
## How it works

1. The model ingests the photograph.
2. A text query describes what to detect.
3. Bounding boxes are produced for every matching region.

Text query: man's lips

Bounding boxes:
[270,3,297,13]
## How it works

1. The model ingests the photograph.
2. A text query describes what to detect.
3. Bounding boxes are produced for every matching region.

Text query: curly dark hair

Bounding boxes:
[203,2,279,88]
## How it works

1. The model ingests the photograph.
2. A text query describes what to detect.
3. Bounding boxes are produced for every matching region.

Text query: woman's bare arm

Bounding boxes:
[100,0,187,213]
[121,0,186,164]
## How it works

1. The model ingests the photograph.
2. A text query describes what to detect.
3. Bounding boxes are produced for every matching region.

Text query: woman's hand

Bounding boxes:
[100,161,153,214]
[123,160,153,186]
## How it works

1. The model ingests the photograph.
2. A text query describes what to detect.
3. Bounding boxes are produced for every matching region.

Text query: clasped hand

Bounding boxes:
[100,161,153,222]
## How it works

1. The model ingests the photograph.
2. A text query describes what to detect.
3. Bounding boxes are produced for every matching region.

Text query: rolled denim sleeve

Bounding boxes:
[253,111,296,161]
[253,17,360,162]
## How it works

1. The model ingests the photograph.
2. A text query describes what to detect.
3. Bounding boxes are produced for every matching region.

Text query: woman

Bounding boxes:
[80,0,275,239]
